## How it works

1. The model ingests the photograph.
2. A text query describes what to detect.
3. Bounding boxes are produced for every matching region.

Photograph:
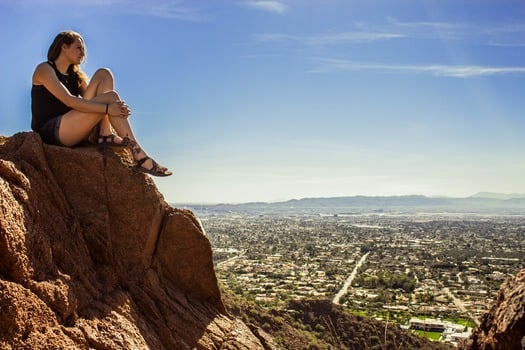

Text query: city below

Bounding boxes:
[183,195,525,346]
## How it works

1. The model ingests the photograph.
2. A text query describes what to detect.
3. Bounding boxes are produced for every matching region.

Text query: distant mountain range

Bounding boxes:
[470,192,525,200]
[179,193,525,215]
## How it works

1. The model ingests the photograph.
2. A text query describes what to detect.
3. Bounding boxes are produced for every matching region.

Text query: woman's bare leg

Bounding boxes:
[86,69,169,172]
[104,117,170,175]
[58,91,120,146]
[83,68,122,140]
[59,106,168,175]
[61,68,170,174]
[83,69,142,146]
[58,112,105,146]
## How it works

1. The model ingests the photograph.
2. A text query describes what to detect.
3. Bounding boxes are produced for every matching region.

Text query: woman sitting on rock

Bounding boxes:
[31,30,172,177]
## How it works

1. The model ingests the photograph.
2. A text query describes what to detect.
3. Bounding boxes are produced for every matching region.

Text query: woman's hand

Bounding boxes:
[108,100,131,118]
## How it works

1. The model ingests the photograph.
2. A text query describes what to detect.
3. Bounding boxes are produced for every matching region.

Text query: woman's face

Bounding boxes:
[63,38,85,64]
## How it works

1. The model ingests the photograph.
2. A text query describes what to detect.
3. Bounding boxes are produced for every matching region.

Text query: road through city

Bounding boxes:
[333,252,370,305]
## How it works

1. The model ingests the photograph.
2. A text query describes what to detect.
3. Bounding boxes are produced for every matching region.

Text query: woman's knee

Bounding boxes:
[91,68,114,89]
[94,67,114,80]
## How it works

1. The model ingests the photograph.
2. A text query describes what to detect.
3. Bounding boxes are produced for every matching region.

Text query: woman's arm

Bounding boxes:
[33,63,118,115]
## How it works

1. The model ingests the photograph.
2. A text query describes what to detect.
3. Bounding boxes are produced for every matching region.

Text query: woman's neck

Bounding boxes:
[53,56,70,75]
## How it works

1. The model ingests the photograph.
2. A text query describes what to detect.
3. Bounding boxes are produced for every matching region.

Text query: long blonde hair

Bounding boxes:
[47,30,88,86]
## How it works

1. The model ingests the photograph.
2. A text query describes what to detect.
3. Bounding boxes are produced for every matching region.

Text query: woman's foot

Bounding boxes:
[135,156,173,177]
[131,143,172,177]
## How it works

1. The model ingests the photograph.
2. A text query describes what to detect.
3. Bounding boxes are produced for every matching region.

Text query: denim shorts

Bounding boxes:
[38,115,63,146]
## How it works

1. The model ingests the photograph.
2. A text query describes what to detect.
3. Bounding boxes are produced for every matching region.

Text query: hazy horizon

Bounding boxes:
[1,1,524,203]
[172,191,525,206]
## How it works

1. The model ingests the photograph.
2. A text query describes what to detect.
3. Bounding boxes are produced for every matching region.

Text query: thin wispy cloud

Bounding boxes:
[387,17,468,32]
[0,0,207,21]
[143,3,206,21]
[243,1,288,15]
[310,58,525,78]
[386,17,525,46]
[253,18,525,47]
[254,31,404,45]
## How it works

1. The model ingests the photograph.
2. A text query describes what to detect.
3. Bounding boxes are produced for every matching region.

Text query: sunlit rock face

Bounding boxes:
[0,132,270,350]
[458,268,525,350]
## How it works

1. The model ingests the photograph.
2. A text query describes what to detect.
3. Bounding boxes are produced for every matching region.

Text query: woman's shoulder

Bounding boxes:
[35,61,54,71]
[33,62,55,84]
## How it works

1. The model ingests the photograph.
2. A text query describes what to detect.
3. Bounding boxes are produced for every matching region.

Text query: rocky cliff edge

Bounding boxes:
[459,268,525,350]
[0,132,274,349]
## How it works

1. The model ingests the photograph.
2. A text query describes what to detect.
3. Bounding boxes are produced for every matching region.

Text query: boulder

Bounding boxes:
[0,132,271,349]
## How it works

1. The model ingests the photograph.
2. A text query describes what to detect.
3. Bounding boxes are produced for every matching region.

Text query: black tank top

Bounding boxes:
[31,61,81,131]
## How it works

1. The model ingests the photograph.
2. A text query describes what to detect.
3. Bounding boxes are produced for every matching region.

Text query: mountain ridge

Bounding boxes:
[470,191,525,200]
[180,194,525,214]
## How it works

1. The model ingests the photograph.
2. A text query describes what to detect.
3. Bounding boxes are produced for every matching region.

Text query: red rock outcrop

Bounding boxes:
[459,268,525,350]
[0,132,273,349]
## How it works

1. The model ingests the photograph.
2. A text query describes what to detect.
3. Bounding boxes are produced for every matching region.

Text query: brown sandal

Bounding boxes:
[135,156,173,177]
[98,134,130,148]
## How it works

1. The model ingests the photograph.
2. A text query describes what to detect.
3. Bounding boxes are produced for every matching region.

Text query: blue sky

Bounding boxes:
[1,0,524,203]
